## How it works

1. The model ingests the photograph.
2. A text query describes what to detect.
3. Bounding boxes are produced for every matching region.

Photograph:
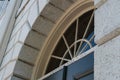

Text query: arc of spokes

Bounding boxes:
[59,39,92,66]
[79,35,94,54]
[76,12,94,55]
[62,35,73,59]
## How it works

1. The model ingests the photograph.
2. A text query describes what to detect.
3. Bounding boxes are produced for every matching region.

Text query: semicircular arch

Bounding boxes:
[31,0,94,79]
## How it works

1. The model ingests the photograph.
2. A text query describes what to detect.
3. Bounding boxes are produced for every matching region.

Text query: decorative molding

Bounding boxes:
[32,0,94,79]
[95,0,107,9]
[96,27,120,45]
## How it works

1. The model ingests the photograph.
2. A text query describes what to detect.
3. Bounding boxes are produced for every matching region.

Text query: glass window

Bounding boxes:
[46,10,95,74]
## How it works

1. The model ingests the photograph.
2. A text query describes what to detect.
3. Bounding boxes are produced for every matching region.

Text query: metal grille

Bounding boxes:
[45,10,95,74]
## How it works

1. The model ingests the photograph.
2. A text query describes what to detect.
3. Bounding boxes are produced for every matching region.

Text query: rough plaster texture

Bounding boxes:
[94,0,101,5]
[0,0,49,79]
[95,35,120,80]
[94,0,120,80]
[95,0,120,44]
[28,1,39,26]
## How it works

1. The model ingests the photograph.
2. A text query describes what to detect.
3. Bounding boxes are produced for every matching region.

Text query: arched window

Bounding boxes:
[46,10,95,74]
[38,9,96,80]
[35,1,95,79]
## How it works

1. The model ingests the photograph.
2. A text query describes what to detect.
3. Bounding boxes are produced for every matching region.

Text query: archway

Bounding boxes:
[31,0,95,79]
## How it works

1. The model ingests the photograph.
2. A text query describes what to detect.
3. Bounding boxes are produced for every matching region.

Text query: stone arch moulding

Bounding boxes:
[30,0,95,79]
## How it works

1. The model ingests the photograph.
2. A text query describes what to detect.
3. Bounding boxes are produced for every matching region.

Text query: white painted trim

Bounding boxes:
[39,46,98,80]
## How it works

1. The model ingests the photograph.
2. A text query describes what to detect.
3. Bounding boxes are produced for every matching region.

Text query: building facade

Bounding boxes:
[0,0,120,80]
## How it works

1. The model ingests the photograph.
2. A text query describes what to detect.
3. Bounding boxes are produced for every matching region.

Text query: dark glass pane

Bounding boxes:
[45,58,61,74]
[52,38,67,57]
[64,20,76,46]
[77,10,93,40]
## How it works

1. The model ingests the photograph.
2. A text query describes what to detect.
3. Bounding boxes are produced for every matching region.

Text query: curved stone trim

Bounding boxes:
[32,0,94,79]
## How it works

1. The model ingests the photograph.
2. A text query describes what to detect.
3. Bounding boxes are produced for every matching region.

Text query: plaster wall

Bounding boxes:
[95,0,120,44]
[95,35,120,80]
[95,0,120,80]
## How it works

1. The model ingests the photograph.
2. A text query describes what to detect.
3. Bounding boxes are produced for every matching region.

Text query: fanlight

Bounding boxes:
[45,10,95,74]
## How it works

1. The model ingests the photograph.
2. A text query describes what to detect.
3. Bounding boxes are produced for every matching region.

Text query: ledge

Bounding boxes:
[95,27,120,45]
